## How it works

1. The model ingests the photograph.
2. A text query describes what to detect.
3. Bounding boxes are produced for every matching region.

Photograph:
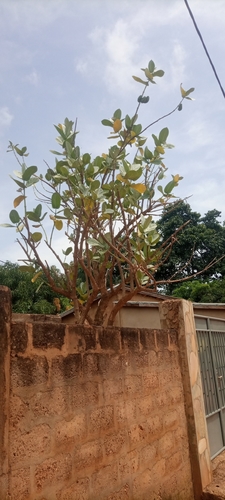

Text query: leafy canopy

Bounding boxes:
[2,60,195,325]
[156,201,225,292]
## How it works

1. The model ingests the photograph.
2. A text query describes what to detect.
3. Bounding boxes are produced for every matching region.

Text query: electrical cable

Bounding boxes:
[184,0,225,99]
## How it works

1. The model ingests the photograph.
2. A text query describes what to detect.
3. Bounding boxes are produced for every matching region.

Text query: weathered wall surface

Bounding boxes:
[0,287,212,500]
[0,287,11,498]
[0,296,195,499]
[159,300,212,498]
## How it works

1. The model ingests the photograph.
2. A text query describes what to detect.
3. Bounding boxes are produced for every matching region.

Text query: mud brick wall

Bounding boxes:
[2,315,194,500]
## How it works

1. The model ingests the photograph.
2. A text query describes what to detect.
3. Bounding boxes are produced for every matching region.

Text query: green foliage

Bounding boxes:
[3,60,195,325]
[156,201,225,292]
[0,261,71,314]
[172,279,225,303]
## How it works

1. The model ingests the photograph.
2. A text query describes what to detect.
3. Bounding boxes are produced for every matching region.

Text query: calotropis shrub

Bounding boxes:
[2,60,194,325]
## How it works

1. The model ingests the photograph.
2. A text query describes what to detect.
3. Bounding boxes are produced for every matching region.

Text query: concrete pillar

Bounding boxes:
[0,286,12,497]
[159,299,212,500]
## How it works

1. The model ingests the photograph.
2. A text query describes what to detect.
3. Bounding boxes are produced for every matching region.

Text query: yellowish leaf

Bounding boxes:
[53,297,61,311]
[113,119,122,133]
[84,199,94,213]
[131,183,146,194]
[180,83,186,98]
[125,130,136,144]
[116,174,127,183]
[144,68,153,80]
[173,174,180,183]
[31,271,43,283]
[54,219,63,230]
[13,195,26,208]
[156,146,165,154]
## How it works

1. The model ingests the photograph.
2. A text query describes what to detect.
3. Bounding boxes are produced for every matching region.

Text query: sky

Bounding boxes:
[0,0,225,266]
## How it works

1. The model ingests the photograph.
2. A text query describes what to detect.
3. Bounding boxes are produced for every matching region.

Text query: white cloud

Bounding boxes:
[88,19,141,94]
[86,3,188,95]
[0,0,67,33]
[76,60,88,75]
[185,114,214,151]
[24,70,39,86]
[170,41,187,90]
[0,107,14,134]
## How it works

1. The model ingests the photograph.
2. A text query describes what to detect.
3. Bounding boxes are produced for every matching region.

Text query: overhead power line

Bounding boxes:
[184,0,225,99]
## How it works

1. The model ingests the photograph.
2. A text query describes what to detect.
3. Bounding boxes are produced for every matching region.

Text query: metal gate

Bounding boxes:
[196,315,225,458]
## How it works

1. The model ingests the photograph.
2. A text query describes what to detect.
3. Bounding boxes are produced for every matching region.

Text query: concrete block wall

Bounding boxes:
[0,287,211,499]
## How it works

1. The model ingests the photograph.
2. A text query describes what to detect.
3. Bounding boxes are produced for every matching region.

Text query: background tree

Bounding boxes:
[2,60,196,325]
[0,261,71,314]
[156,201,225,292]
[172,278,225,303]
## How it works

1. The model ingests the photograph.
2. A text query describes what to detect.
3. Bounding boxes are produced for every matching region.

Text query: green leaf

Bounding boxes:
[35,204,42,218]
[26,211,40,222]
[22,166,38,181]
[56,164,69,177]
[157,186,164,195]
[51,192,61,209]
[0,223,15,228]
[50,150,63,156]
[132,75,148,85]
[144,147,153,160]
[87,237,105,248]
[54,124,67,139]
[113,109,122,120]
[152,134,160,147]
[74,146,80,159]
[125,115,132,129]
[26,177,39,187]
[91,180,100,191]
[64,208,73,219]
[94,156,104,168]
[19,265,35,273]
[159,128,169,144]
[137,96,149,104]
[158,169,164,180]
[14,146,24,157]
[104,208,114,214]
[164,180,176,195]
[125,166,142,181]
[101,119,113,127]
[21,146,28,156]
[132,124,142,135]
[148,60,155,73]
[138,137,147,146]
[31,232,42,242]
[9,176,25,189]
[65,141,73,156]
[83,153,91,165]
[153,70,164,77]
[185,87,195,97]
[9,209,20,224]
[63,246,73,256]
